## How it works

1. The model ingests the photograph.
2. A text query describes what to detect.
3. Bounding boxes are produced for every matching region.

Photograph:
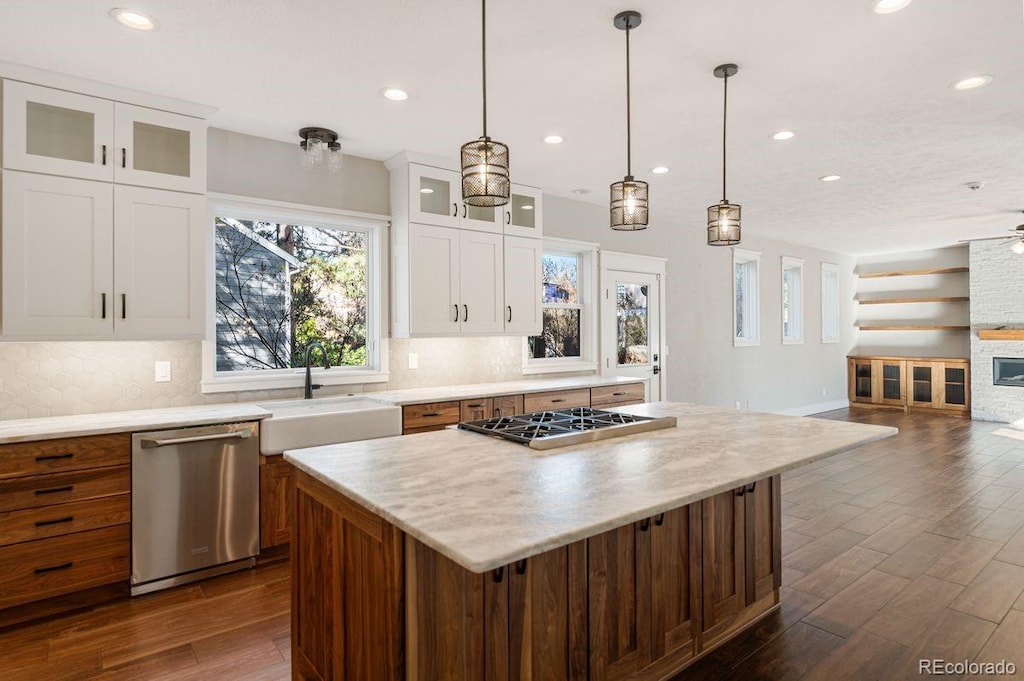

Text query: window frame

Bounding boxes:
[781,256,805,345]
[821,262,841,344]
[733,248,761,347]
[201,193,389,394]
[523,237,599,374]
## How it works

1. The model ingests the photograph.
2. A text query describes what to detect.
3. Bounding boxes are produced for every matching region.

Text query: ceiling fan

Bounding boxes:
[958,212,1024,254]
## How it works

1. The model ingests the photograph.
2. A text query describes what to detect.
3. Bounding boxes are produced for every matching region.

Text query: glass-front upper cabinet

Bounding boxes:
[113,103,206,194]
[407,163,500,233]
[503,184,544,238]
[2,80,115,181]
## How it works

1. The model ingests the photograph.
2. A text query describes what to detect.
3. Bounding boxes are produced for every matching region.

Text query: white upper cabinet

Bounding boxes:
[406,163,501,234]
[2,81,115,182]
[503,236,543,335]
[408,223,462,336]
[3,80,206,193]
[459,230,504,334]
[502,185,544,238]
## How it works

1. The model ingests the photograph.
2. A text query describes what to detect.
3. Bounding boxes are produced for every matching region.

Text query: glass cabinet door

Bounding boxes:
[2,80,114,181]
[409,164,461,229]
[852,360,873,401]
[114,103,207,193]
[910,362,936,407]
[503,184,544,238]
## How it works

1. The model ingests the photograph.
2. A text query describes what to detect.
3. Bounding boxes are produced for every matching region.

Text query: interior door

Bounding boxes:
[601,268,663,401]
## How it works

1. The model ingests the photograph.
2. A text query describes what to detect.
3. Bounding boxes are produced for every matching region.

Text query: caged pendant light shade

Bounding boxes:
[461,0,510,207]
[707,63,741,246]
[610,10,648,231]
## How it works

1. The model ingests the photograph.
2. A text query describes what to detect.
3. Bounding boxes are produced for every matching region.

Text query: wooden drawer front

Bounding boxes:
[591,383,645,408]
[0,466,130,513]
[0,495,130,548]
[523,389,591,413]
[460,398,493,422]
[492,394,524,418]
[0,434,130,481]
[402,401,461,433]
[0,524,130,610]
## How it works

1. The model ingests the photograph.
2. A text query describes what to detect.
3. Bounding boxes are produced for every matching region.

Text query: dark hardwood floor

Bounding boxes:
[3,408,1024,680]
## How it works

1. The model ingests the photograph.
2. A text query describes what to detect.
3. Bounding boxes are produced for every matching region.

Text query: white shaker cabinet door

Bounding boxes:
[2,171,115,337]
[503,236,542,335]
[459,229,504,334]
[408,223,461,336]
[113,186,207,339]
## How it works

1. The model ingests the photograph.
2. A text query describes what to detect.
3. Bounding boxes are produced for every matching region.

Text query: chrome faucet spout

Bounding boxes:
[303,342,330,399]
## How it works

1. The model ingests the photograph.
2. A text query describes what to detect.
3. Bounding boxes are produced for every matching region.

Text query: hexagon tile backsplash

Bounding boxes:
[0,337,567,420]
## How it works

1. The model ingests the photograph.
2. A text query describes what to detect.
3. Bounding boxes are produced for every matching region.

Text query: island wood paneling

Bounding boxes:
[648,506,698,670]
[260,456,293,550]
[699,489,746,647]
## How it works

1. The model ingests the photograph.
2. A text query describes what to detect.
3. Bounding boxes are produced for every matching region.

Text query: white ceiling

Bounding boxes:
[1,0,1022,255]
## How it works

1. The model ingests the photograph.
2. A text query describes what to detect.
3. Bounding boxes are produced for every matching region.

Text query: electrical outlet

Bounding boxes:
[408,353,418,370]
[822,387,828,397]
[735,400,742,410]
[154,361,171,383]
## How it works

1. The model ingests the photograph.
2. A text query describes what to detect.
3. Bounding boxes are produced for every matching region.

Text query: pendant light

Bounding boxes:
[707,64,741,246]
[610,10,648,231]
[461,0,510,207]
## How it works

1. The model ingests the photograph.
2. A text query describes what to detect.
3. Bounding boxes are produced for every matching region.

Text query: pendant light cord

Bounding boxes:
[722,73,728,201]
[481,0,488,139]
[625,20,632,177]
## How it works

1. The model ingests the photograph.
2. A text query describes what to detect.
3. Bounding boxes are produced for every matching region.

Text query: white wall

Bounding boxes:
[543,195,857,414]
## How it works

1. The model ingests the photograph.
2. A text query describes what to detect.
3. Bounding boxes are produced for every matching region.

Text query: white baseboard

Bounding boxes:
[772,399,850,417]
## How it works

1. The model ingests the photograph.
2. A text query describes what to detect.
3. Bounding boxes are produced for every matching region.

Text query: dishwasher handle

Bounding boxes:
[139,430,252,449]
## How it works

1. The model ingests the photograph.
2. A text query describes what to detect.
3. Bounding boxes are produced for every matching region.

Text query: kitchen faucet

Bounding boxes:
[303,341,330,399]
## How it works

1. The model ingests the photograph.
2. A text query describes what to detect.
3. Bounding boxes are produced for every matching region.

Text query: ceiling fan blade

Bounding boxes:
[958,235,1016,243]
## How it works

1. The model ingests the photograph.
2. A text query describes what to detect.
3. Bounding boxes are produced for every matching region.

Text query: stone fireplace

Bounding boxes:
[993,358,1024,387]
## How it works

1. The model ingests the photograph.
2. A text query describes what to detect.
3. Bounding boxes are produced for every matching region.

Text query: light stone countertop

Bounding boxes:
[0,403,272,444]
[366,375,645,406]
[285,401,898,573]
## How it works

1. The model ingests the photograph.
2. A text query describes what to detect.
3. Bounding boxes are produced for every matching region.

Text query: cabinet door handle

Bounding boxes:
[101,144,107,166]
[35,486,73,496]
[506,211,511,224]
[493,566,505,583]
[35,453,73,462]
[453,304,459,323]
[122,293,127,319]
[420,412,444,418]
[654,513,665,526]
[515,559,527,575]
[736,486,746,497]
[121,147,127,168]
[452,203,458,217]
[463,304,468,322]
[101,292,107,319]
[34,562,73,575]
[494,408,503,417]
[747,482,756,493]
[639,518,651,532]
[507,305,512,323]
[35,516,73,528]
[462,204,467,219]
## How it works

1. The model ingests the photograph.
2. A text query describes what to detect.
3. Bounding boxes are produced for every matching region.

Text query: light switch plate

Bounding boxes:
[155,361,171,383]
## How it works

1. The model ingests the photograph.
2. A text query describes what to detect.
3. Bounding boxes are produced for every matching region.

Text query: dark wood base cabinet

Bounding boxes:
[291,471,781,681]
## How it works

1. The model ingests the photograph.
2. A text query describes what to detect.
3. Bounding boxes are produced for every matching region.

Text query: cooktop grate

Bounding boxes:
[457,407,676,450]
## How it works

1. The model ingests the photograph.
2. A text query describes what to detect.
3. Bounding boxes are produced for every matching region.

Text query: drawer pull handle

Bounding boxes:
[654,513,665,526]
[35,486,73,496]
[421,412,444,418]
[551,398,567,403]
[639,518,651,532]
[35,453,74,462]
[613,392,627,396]
[467,403,485,408]
[35,516,73,528]
[34,562,73,575]
[515,559,528,575]
[493,566,505,583]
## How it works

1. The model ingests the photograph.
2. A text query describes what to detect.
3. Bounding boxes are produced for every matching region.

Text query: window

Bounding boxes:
[782,257,804,344]
[821,262,840,343]
[203,196,387,392]
[733,249,760,346]
[524,238,598,373]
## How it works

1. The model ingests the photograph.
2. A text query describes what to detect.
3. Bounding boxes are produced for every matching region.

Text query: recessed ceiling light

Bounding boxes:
[109,8,158,31]
[873,0,913,14]
[819,174,842,182]
[419,188,434,194]
[651,166,670,174]
[571,188,591,195]
[772,131,795,141]
[544,135,564,144]
[381,88,408,101]
[952,75,993,91]
[522,205,534,210]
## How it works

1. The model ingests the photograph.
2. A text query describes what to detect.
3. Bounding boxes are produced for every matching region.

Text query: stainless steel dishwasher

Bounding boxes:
[131,421,260,595]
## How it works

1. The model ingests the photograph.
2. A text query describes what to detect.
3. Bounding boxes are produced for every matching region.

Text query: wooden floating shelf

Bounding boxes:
[856,296,970,305]
[857,325,970,331]
[857,267,969,279]
[979,329,1024,341]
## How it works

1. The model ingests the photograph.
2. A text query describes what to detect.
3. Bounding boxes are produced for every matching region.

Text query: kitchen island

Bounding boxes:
[284,402,896,681]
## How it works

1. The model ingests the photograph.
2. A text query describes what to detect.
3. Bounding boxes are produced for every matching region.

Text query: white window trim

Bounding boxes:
[523,237,599,374]
[821,262,841,344]
[733,248,761,347]
[781,256,805,345]
[201,193,390,394]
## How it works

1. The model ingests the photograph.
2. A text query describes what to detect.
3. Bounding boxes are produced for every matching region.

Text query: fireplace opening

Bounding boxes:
[993,357,1024,387]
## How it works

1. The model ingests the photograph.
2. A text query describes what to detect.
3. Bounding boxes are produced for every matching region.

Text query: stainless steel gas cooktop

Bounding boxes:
[457,406,677,450]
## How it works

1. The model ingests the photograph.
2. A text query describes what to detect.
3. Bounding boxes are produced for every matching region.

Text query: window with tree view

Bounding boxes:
[215,216,368,373]
[528,253,582,359]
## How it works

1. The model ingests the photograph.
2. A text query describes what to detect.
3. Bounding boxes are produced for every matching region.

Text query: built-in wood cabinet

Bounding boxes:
[2,171,206,339]
[3,80,206,193]
[259,456,293,550]
[492,394,525,418]
[848,356,969,415]
[0,433,131,627]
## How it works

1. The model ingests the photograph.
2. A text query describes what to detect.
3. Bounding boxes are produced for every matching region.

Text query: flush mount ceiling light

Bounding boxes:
[952,75,993,90]
[820,174,842,182]
[544,135,564,144]
[873,0,913,14]
[109,8,158,30]
[609,11,648,231]
[707,63,741,246]
[298,127,342,173]
[651,166,670,174]
[460,0,510,207]
[381,88,409,101]
[772,131,795,141]
[572,188,591,195]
